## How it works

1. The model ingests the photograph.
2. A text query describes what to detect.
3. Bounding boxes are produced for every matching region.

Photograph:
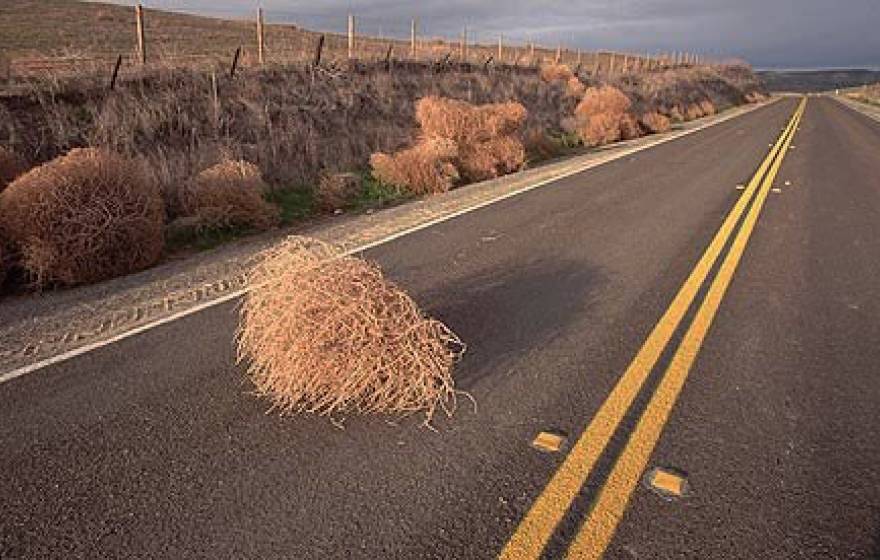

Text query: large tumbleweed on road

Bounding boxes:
[237,236,465,422]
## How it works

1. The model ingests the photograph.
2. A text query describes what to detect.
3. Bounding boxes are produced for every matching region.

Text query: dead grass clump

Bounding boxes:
[699,99,716,116]
[0,148,164,286]
[316,172,363,211]
[523,127,564,161]
[540,63,574,83]
[745,91,767,103]
[415,96,527,145]
[619,113,642,140]
[377,97,528,189]
[237,236,465,421]
[573,86,635,146]
[566,76,587,98]
[640,112,672,134]
[370,138,460,195]
[459,135,527,182]
[182,160,279,231]
[685,103,706,120]
[0,147,28,192]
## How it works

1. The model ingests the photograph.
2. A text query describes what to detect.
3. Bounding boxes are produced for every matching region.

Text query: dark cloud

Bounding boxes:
[122,0,879,69]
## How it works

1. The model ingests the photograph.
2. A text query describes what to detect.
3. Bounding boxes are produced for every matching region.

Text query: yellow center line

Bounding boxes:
[497,98,804,560]
[565,97,806,559]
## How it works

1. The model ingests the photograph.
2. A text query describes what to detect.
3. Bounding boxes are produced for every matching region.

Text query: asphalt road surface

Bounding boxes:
[2,96,879,559]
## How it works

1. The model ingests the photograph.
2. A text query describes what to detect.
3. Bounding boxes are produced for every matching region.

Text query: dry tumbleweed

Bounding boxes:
[237,236,466,422]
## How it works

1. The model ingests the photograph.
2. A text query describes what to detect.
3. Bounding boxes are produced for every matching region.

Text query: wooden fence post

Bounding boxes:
[609,53,616,74]
[411,18,417,59]
[230,47,241,77]
[555,44,561,64]
[256,8,265,65]
[622,54,629,72]
[347,13,355,59]
[135,4,146,65]
[313,35,325,67]
[460,26,467,62]
[109,54,123,90]
[529,41,535,64]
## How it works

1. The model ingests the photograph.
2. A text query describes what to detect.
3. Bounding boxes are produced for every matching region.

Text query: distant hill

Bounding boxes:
[758,69,880,93]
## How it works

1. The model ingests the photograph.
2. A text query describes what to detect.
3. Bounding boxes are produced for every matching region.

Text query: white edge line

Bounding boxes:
[0,99,780,386]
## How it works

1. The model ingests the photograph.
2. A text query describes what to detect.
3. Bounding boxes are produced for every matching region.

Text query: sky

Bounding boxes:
[115,1,880,70]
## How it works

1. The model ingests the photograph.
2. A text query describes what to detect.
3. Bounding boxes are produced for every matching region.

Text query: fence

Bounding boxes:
[2,4,714,85]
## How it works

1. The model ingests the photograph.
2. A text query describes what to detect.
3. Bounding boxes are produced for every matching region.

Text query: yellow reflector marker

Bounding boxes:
[532,431,567,453]
[646,468,687,498]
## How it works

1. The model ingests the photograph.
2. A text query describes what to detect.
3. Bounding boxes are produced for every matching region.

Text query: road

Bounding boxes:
[2,96,879,559]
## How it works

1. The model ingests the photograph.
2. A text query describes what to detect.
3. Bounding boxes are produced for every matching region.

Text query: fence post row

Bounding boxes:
[122,6,708,76]
[135,4,146,65]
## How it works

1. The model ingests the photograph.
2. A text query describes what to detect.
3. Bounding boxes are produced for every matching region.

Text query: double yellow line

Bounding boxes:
[499,97,807,560]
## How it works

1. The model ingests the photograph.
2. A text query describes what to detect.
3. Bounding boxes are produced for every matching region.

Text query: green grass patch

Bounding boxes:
[267,187,315,225]
[351,171,410,210]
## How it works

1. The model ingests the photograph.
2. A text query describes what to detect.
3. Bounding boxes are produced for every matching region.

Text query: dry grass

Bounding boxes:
[522,127,564,161]
[237,236,465,421]
[413,96,527,182]
[0,146,28,192]
[540,63,574,83]
[316,172,363,211]
[0,148,164,286]
[370,138,460,195]
[639,111,671,134]
[2,65,571,217]
[182,159,279,231]
[572,86,637,146]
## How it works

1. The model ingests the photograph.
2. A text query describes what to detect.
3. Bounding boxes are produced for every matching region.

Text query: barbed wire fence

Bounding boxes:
[3,4,719,88]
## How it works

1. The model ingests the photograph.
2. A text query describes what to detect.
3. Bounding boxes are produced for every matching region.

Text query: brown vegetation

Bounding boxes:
[374,96,528,189]
[0,146,27,191]
[370,138,460,195]
[182,160,278,231]
[237,236,465,421]
[639,111,672,134]
[572,86,635,146]
[0,148,164,286]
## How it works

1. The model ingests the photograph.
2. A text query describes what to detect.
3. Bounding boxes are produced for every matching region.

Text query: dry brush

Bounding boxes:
[237,236,465,421]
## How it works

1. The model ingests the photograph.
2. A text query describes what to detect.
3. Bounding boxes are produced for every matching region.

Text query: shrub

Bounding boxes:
[640,112,672,134]
[619,113,642,140]
[376,97,528,191]
[685,103,705,120]
[182,160,279,231]
[540,63,574,83]
[316,172,363,211]
[523,127,565,161]
[699,99,717,115]
[237,236,465,421]
[0,147,27,192]
[458,135,527,182]
[566,76,587,98]
[573,86,636,146]
[370,138,460,195]
[415,96,527,145]
[0,148,164,286]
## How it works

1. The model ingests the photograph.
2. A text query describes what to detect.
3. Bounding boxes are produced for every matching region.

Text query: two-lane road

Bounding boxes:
[2,96,879,559]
